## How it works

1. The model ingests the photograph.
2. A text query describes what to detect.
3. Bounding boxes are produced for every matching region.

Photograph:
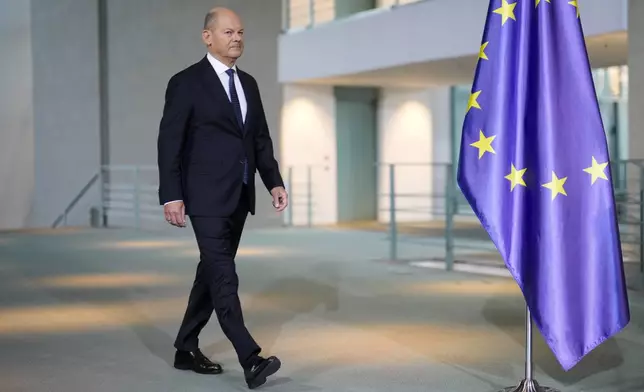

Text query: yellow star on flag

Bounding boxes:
[535,0,550,7]
[466,90,482,113]
[479,42,489,60]
[505,164,527,191]
[569,0,579,18]
[542,171,568,200]
[583,156,609,184]
[493,0,517,25]
[470,130,496,159]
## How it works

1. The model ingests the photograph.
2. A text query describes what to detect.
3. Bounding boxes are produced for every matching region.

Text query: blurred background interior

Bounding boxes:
[2,1,644,391]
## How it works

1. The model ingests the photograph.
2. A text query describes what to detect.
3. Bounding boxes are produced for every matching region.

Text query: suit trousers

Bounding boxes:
[174,185,261,369]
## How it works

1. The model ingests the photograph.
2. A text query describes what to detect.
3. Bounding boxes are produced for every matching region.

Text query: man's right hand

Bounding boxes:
[164,201,186,227]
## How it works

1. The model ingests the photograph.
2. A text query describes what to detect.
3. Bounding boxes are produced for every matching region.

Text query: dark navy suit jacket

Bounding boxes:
[157,56,283,216]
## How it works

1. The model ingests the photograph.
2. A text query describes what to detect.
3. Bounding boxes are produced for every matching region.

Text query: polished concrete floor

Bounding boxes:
[1,225,643,392]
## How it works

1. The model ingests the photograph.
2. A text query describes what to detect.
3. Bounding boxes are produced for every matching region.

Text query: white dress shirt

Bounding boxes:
[164,53,247,206]
[207,52,248,121]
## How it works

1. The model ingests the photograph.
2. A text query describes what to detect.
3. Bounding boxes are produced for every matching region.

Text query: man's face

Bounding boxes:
[205,12,244,61]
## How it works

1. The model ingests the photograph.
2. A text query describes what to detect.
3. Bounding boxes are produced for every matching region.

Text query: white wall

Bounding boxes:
[106,0,285,229]
[281,84,337,225]
[29,0,102,228]
[377,87,451,223]
[0,0,35,230]
[280,84,452,225]
[279,0,628,82]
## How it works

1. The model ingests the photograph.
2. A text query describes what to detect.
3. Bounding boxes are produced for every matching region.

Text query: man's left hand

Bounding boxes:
[270,186,288,212]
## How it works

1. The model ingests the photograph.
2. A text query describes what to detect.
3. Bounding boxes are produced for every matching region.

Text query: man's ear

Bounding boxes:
[202,30,212,47]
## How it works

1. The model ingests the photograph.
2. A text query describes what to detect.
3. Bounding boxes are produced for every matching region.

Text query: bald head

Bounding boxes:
[202,7,244,66]
[203,7,240,30]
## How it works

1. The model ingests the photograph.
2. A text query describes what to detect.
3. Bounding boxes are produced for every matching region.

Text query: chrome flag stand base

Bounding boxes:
[499,380,559,392]
[497,306,560,392]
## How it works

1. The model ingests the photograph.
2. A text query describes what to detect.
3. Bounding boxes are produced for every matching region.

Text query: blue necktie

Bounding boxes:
[226,69,248,184]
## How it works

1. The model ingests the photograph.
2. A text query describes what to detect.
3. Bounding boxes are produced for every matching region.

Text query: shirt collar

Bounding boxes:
[207,52,237,75]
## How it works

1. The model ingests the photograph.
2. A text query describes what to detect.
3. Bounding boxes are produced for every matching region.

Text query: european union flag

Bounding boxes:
[457,0,630,370]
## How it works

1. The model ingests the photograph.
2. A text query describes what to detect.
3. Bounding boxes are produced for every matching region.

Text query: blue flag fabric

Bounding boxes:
[457,0,630,370]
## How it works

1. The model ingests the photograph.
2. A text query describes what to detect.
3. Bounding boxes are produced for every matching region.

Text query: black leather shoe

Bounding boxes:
[173,349,223,375]
[244,356,281,389]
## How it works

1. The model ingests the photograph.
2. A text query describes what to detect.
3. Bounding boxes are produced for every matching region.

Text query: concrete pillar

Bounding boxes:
[29,0,102,227]
[0,0,35,229]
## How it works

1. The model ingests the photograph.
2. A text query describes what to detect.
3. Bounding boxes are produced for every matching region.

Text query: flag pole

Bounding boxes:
[498,305,560,392]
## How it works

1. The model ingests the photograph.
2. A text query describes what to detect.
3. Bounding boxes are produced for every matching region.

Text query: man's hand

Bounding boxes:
[164,201,186,227]
[270,186,288,212]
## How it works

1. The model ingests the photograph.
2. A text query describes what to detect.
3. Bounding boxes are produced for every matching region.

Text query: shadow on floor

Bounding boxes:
[205,275,340,356]
[480,296,640,388]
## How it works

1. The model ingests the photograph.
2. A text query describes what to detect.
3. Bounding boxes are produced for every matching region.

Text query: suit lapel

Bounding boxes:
[237,69,254,135]
[198,57,242,135]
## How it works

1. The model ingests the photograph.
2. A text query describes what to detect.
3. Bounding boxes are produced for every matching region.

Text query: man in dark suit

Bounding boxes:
[157,6,288,389]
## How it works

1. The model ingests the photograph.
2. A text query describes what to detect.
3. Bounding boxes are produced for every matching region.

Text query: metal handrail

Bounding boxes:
[378,160,644,280]
[285,165,318,227]
[51,164,159,229]
[103,164,157,171]
[52,172,100,228]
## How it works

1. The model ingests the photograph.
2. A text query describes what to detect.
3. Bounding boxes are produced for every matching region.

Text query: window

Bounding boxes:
[287,0,334,29]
